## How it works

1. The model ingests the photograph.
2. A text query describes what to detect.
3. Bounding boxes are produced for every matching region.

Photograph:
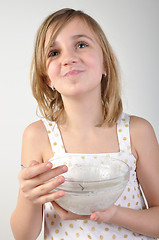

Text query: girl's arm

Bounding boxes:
[10,122,67,240]
[91,116,159,238]
[10,124,44,240]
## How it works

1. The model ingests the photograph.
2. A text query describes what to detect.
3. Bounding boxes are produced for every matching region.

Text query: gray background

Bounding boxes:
[0,0,158,239]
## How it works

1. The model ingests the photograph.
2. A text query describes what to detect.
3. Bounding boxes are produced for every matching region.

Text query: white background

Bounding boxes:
[0,0,158,239]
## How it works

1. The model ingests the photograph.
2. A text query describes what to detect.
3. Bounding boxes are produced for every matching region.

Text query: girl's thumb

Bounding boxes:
[29,160,40,167]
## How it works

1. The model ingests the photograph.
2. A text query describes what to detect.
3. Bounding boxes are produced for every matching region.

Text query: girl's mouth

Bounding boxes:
[64,70,84,78]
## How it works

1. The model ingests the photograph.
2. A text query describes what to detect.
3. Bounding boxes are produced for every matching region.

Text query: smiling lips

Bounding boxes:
[64,69,84,78]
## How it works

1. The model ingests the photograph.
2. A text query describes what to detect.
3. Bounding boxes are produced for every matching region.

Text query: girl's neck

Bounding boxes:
[60,93,103,134]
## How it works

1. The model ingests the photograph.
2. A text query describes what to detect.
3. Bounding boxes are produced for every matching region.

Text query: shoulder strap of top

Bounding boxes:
[41,118,65,156]
[117,112,132,154]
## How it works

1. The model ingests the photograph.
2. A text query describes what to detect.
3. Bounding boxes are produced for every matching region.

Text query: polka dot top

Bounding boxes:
[42,112,156,240]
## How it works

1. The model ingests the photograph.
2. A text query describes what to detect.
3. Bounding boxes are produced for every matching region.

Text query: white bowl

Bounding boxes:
[50,155,130,215]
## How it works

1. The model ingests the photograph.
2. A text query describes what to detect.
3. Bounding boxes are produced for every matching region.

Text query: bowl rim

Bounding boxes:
[52,157,130,183]
[64,173,129,183]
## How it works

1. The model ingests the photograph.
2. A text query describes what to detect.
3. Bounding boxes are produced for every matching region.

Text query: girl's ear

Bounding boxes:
[104,72,107,77]
[44,76,51,88]
[102,67,107,77]
[102,61,108,76]
[44,76,55,90]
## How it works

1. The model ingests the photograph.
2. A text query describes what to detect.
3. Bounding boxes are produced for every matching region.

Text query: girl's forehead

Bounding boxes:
[45,17,98,46]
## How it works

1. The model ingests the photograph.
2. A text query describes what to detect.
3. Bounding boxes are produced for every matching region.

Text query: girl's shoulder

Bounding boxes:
[129,115,158,158]
[129,115,155,137]
[23,120,47,141]
[21,120,50,166]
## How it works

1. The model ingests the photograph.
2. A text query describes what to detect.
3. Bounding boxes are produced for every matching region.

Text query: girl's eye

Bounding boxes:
[48,50,59,58]
[76,42,88,49]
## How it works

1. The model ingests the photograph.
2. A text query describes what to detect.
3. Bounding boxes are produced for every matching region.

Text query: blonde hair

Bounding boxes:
[31,8,123,126]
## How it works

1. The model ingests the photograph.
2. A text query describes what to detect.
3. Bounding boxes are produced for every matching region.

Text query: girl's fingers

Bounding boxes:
[34,190,65,205]
[90,205,117,223]
[19,164,68,196]
[32,165,68,187]
[29,160,40,167]
[22,162,53,180]
[19,162,68,205]
[31,175,66,199]
[52,201,90,220]
[52,201,69,215]
[22,162,68,182]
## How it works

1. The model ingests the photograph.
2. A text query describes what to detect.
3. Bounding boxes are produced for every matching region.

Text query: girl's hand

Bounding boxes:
[52,201,90,220]
[18,160,68,205]
[90,205,118,223]
[52,201,116,222]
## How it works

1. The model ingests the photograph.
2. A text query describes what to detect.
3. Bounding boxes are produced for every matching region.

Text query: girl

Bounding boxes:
[10,8,159,240]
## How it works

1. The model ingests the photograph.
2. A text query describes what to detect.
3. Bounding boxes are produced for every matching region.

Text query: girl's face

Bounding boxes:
[45,17,104,98]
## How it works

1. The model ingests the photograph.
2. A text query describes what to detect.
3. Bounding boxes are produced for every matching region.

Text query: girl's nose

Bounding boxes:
[62,50,79,66]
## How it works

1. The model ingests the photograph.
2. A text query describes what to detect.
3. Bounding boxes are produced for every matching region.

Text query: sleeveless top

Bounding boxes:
[42,112,156,240]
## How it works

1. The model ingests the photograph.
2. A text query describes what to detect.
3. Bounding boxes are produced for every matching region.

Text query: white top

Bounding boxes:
[42,112,156,240]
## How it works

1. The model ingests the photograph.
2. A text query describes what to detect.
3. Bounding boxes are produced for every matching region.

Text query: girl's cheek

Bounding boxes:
[47,65,55,77]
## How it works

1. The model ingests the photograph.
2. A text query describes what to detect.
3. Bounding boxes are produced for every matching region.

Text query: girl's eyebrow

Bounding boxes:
[49,34,94,48]
[71,34,94,42]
